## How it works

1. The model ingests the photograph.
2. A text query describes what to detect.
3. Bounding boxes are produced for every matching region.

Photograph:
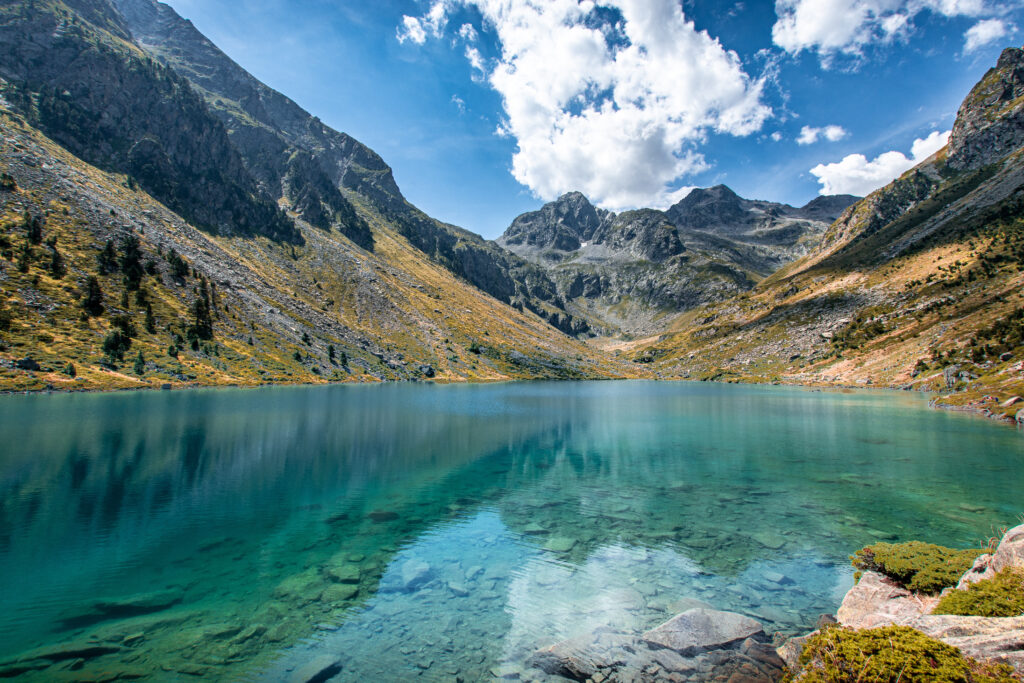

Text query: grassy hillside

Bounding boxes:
[636,154,1024,421]
[0,110,640,392]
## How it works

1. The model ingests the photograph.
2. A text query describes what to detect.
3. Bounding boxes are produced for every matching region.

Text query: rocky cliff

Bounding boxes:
[499,188,856,335]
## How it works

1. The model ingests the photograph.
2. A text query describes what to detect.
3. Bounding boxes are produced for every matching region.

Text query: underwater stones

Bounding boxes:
[10,640,122,665]
[544,537,577,553]
[642,608,765,655]
[751,531,787,550]
[321,584,358,603]
[60,589,185,627]
[367,510,399,523]
[666,597,716,614]
[762,571,793,586]
[447,581,470,597]
[465,565,484,581]
[288,655,342,683]
[325,563,361,584]
[274,569,323,604]
[401,559,433,591]
[522,523,548,535]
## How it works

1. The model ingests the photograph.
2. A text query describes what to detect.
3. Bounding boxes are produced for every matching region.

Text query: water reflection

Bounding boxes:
[0,382,1021,681]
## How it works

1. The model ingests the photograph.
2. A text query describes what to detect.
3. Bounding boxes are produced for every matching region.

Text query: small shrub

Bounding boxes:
[167,344,178,359]
[851,541,985,594]
[62,362,76,377]
[934,569,1024,617]
[790,625,1018,682]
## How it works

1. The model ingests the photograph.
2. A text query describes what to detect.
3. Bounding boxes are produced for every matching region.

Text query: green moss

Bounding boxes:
[790,625,1018,683]
[934,569,1024,618]
[851,541,985,594]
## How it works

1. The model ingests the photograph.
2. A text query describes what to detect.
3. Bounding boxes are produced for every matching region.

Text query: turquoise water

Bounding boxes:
[0,381,1021,681]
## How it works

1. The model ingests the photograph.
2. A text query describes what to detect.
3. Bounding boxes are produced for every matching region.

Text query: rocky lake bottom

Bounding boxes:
[0,381,1021,681]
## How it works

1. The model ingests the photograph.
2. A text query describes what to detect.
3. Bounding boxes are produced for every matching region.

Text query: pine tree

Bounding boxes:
[120,234,144,291]
[145,304,156,334]
[48,242,65,278]
[188,282,213,341]
[25,212,43,244]
[81,276,104,316]
[97,239,118,275]
[133,350,146,375]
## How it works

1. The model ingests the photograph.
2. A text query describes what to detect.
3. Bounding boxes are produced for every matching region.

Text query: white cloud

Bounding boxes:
[398,16,427,44]
[398,0,452,44]
[797,124,849,144]
[399,0,771,211]
[773,0,987,59]
[451,94,467,114]
[459,23,478,42]
[964,18,1011,52]
[771,131,784,142]
[465,45,485,78]
[810,129,950,196]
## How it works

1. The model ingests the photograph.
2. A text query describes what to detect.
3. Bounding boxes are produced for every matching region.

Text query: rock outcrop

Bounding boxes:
[788,524,1024,675]
[529,608,786,682]
[947,47,1024,172]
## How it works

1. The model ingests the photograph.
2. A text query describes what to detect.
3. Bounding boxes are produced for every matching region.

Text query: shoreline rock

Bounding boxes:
[781,523,1024,678]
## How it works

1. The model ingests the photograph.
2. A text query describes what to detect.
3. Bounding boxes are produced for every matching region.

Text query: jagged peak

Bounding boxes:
[947,43,1024,171]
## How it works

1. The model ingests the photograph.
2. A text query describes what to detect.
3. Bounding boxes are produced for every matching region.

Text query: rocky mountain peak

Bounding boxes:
[499,191,611,251]
[947,44,1024,171]
[666,184,747,232]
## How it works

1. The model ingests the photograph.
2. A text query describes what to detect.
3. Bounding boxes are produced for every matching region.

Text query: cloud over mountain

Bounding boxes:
[809,129,950,196]
[398,0,770,211]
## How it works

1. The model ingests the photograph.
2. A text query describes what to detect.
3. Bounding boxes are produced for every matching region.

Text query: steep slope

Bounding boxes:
[107,0,591,336]
[638,47,1024,418]
[498,189,855,336]
[0,0,298,243]
[0,0,637,391]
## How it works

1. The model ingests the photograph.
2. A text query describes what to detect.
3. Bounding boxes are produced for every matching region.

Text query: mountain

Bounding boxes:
[498,187,857,335]
[105,0,591,336]
[0,0,632,391]
[637,46,1024,418]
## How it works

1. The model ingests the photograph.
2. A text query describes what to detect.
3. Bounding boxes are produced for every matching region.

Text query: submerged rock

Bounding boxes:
[288,655,342,683]
[325,563,361,584]
[642,608,765,655]
[60,589,184,627]
[401,559,432,591]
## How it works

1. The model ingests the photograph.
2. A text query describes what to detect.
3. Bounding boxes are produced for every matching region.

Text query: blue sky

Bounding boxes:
[161,0,1022,239]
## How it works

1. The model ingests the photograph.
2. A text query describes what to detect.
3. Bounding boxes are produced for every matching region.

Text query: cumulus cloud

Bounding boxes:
[773,0,987,59]
[964,18,1011,52]
[810,129,950,196]
[797,124,849,144]
[399,0,771,210]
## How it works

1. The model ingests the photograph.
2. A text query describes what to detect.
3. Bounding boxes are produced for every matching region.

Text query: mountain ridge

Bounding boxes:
[498,186,858,335]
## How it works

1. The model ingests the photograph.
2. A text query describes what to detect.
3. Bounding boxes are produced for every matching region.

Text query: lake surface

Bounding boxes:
[0,381,1021,681]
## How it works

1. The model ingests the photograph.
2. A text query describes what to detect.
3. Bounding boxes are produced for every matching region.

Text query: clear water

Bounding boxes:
[0,381,1021,681]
